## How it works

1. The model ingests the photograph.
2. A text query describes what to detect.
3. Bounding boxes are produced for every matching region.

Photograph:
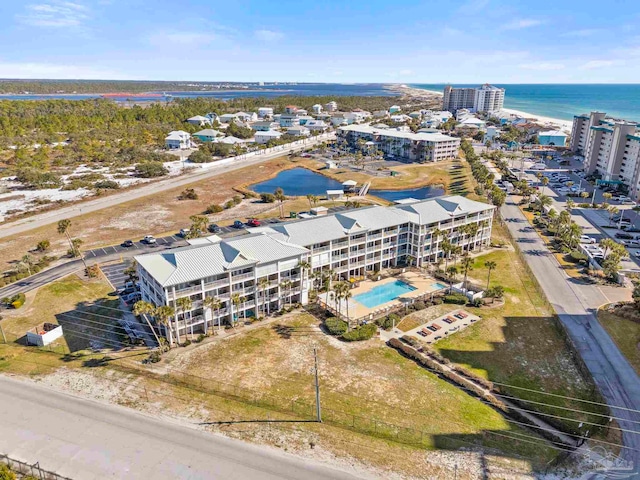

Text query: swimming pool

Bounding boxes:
[353,280,417,309]
[432,282,448,290]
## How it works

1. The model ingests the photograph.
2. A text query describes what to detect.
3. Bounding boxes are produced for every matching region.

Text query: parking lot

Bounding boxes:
[100,261,133,291]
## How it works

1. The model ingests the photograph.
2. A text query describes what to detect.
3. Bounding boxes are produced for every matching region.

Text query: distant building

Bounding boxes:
[443,84,505,114]
[235,112,258,122]
[255,130,283,144]
[279,114,300,127]
[373,110,389,118]
[297,115,315,125]
[306,120,329,132]
[324,101,338,112]
[284,105,299,114]
[165,130,192,150]
[287,126,310,137]
[218,136,244,145]
[456,117,487,132]
[219,113,238,123]
[312,104,323,114]
[389,105,401,113]
[186,115,211,127]
[193,129,223,143]
[258,107,274,118]
[537,130,567,147]
[251,121,279,132]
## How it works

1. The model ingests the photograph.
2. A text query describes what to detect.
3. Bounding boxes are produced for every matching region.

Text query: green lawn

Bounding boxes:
[598,309,640,376]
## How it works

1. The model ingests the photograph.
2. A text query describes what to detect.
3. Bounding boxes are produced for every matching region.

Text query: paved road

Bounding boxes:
[0,133,335,240]
[502,197,640,473]
[0,376,368,480]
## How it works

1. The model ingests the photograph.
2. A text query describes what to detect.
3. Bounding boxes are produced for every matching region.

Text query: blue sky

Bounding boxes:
[0,0,639,83]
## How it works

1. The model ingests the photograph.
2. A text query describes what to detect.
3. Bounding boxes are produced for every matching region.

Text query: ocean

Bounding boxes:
[411,84,640,122]
[0,83,398,102]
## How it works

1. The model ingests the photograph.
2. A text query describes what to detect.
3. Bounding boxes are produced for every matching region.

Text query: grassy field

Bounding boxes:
[432,220,610,433]
[1,275,124,352]
[598,308,640,375]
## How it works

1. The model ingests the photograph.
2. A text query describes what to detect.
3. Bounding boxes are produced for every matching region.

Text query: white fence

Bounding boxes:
[451,282,484,301]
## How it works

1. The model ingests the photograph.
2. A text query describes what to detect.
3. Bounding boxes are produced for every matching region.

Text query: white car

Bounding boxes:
[179,228,190,237]
[579,235,596,244]
[557,188,570,194]
[143,235,157,244]
[621,198,636,205]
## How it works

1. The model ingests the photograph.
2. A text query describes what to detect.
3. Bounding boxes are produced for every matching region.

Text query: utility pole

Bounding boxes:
[314,347,322,423]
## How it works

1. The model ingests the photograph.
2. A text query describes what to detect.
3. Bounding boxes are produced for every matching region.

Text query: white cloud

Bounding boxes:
[0,62,132,79]
[149,32,221,46]
[519,62,565,71]
[254,29,284,42]
[502,19,543,30]
[18,1,89,28]
[561,29,601,37]
[579,60,618,69]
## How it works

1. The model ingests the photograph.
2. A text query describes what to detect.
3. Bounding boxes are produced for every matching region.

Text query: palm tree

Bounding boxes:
[323,269,335,306]
[21,254,34,276]
[274,187,286,218]
[298,260,311,301]
[332,282,346,317]
[446,265,458,286]
[466,223,479,252]
[541,176,549,195]
[230,292,245,326]
[607,206,619,226]
[461,254,473,293]
[203,296,222,333]
[452,245,462,266]
[154,305,176,346]
[430,227,442,263]
[258,277,270,316]
[484,261,497,290]
[536,194,552,212]
[175,296,193,340]
[343,286,353,330]
[280,280,292,308]
[565,198,575,212]
[58,218,88,270]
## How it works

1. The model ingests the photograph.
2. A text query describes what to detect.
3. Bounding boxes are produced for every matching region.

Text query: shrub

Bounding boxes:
[224,200,234,209]
[325,317,348,335]
[195,334,206,343]
[232,195,242,205]
[32,265,41,273]
[444,293,468,305]
[0,463,17,480]
[341,323,377,341]
[146,351,162,363]
[8,292,26,309]
[86,265,100,278]
[188,150,213,164]
[94,180,120,189]
[261,193,275,203]
[375,316,393,330]
[432,297,443,305]
[135,162,168,178]
[569,249,588,262]
[181,339,192,347]
[413,301,426,310]
[179,188,198,200]
[204,204,224,214]
[36,239,50,252]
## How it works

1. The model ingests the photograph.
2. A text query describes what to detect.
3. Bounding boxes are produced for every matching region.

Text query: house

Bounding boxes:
[296,109,308,116]
[391,114,411,123]
[236,112,258,122]
[287,126,310,137]
[306,120,329,132]
[135,195,495,342]
[284,105,299,114]
[485,126,501,142]
[455,109,472,121]
[330,114,350,127]
[205,112,218,124]
[255,130,283,144]
[325,160,337,169]
[251,121,279,132]
[312,104,323,114]
[389,105,401,114]
[373,110,389,118]
[186,115,211,127]
[297,115,315,125]
[324,101,338,112]
[193,129,223,143]
[537,130,567,147]
[258,107,274,118]
[218,136,245,145]
[280,114,300,127]
[409,111,423,120]
[165,130,192,150]
[219,113,238,124]
[326,189,344,200]
[456,117,487,132]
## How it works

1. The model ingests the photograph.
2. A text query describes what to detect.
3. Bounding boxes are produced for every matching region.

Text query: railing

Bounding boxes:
[204,278,229,289]
[368,233,383,240]
[280,274,301,282]
[332,241,349,248]
[312,246,331,253]
[230,272,254,282]
[350,237,367,245]
[1,454,72,480]
[331,254,349,261]
[173,285,202,296]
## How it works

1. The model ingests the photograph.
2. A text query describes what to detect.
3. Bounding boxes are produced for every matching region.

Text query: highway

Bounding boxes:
[0,375,369,480]
[0,133,334,240]
[501,197,640,474]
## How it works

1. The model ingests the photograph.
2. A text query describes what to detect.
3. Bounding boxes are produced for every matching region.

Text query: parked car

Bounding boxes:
[121,239,134,247]
[119,286,136,296]
[142,235,156,244]
[179,228,190,237]
[622,199,636,205]
[579,235,596,244]
[615,232,634,240]
[208,224,221,233]
[233,220,244,229]
[247,218,261,227]
[122,292,141,303]
[620,225,640,232]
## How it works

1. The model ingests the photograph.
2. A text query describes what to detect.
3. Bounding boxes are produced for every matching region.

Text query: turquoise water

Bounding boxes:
[432,282,447,290]
[353,280,417,308]
[411,84,640,122]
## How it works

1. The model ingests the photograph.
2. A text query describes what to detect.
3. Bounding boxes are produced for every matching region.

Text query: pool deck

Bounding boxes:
[342,272,447,319]
[381,309,481,344]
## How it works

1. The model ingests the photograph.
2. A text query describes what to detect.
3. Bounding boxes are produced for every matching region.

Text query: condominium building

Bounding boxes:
[572,111,640,199]
[136,195,495,342]
[337,124,460,162]
[443,84,505,114]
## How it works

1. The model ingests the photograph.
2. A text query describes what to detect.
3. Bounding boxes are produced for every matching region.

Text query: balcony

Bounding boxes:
[231,272,254,282]
[204,278,228,289]
[367,233,382,241]
[312,245,331,253]
[331,253,349,261]
[332,241,349,248]
[350,237,367,245]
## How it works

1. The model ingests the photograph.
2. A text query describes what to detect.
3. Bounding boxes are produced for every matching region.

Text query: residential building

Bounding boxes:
[219,113,238,123]
[373,110,390,118]
[389,105,401,113]
[390,114,411,124]
[165,131,192,150]
[297,115,315,125]
[570,111,606,154]
[306,120,329,132]
[205,112,218,124]
[279,114,300,127]
[218,136,244,145]
[409,111,423,119]
[186,115,211,127]
[337,124,460,162]
[258,107,274,118]
[312,104,323,114]
[236,112,258,122]
[287,126,310,137]
[537,130,567,147]
[193,129,223,143]
[324,101,338,112]
[456,117,487,132]
[251,121,279,132]
[255,130,283,144]
[136,195,494,342]
[284,105,299,114]
[443,84,505,113]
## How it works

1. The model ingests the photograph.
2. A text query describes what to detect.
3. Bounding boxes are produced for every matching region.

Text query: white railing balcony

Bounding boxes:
[204,278,228,289]
[231,273,254,282]
[312,245,331,253]
[331,254,349,261]
[367,233,382,240]
[350,237,367,245]
[173,285,202,297]
[332,241,349,248]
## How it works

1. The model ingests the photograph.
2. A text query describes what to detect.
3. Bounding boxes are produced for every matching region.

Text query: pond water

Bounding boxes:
[369,185,445,202]
[249,168,343,196]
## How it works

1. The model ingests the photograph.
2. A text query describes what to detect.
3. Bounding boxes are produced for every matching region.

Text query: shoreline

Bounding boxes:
[393,84,572,132]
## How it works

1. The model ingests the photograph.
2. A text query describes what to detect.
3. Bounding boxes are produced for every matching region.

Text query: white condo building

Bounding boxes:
[443,84,505,114]
[136,195,495,342]
[571,111,640,199]
[337,124,460,162]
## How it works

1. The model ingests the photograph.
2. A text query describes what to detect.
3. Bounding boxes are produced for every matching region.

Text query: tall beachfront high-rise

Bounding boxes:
[443,84,505,114]
[571,111,640,199]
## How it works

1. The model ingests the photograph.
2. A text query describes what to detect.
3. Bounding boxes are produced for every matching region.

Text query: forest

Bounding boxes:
[0,95,414,176]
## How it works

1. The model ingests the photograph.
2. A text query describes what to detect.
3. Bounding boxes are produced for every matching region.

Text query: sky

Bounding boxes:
[0,0,639,83]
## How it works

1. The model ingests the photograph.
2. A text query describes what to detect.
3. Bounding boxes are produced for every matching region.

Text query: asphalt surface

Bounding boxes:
[0,375,368,480]
[502,197,640,475]
[0,133,335,240]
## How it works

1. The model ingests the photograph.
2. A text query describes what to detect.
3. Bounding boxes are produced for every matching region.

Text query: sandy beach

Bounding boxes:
[391,84,572,132]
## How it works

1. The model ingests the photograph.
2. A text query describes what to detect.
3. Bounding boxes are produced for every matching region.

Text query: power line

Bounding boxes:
[57,312,132,333]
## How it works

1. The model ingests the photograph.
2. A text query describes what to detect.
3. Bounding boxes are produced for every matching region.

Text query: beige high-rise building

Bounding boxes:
[442,84,505,114]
